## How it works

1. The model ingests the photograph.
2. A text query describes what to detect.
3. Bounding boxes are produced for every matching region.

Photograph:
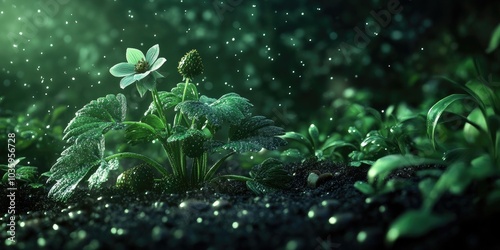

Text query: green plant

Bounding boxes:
[0,98,66,170]
[422,59,500,208]
[1,157,47,188]
[361,60,500,244]
[280,123,356,162]
[47,45,289,201]
[347,105,425,165]
[283,102,427,166]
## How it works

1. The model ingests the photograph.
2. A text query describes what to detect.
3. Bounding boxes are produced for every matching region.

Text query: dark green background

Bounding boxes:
[1,0,499,170]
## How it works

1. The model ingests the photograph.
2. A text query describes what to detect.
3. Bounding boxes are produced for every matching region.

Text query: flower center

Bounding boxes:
[135,58,149,73]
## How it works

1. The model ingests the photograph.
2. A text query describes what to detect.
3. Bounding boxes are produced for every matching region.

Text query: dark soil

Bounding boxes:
[2,160,500,250]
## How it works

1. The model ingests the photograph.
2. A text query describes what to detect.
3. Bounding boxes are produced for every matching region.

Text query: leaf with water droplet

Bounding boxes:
[246,158,291,194]
[210,116,287,153]
[63,94,127,143]
[175,93,252,127]
[48,137,116,201]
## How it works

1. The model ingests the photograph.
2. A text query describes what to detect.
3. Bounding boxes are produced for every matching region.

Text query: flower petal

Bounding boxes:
[136,81,148,97]
[152,71,165,79]
[120,75,136,89]
[146,44,160,65]
[126,48,145,64]
[109,62,135,77]
[140,75,157,91]
[134,71,151,82]
[150,57,166,72]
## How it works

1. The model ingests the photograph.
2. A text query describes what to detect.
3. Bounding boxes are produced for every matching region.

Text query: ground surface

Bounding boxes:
[1,160,499,250]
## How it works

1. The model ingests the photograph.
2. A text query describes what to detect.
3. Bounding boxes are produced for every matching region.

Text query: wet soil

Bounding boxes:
[1,160,499,249]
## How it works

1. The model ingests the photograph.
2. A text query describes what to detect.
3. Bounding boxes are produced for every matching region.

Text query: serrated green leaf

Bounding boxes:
[218,116,286,153]
[48,137,112,201]
[427,94,474,149]
[88,158,119,190]
[167,126,203,142]
[63,94,127,143]
[368,154,441,188]
[145,83,198,115]
[0,158,40,184]
[246,158,291,194]
[146,92,178,114]
[175,93,252,127]
[386,210,454,244]
[14,166,39,182]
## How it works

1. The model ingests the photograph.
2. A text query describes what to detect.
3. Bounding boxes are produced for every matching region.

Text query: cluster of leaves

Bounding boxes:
[47,47,289,201]
[0,157,47,188]
[0,97,66,171]
[0,97,66,189]
[355,60,500,244]
[280,123,356,162]
[281,100,432,167]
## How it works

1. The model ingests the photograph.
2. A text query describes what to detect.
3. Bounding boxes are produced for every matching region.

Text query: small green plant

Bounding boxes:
[283,103,427,166]
[281,124,356,162]
[47,45,289,201]
[346,105,424,165]
[0,98,66,169]
[1,157,47,188]
[360,60,500,244]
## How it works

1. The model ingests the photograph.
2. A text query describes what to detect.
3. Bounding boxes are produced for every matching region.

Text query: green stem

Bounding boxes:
[104,152,167,176]
[175,78,192,126]
[204,152,235,181]
[152,88,170,135]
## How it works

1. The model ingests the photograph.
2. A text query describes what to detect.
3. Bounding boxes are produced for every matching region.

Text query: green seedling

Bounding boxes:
[364,59,500,244]
[47,45,289,201]
[0,98,66,168]
[281,124,356,162]
[1,157,47,188]
[347,105,424,165]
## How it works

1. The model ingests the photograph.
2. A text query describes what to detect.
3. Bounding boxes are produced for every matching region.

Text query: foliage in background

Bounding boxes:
[355,60,500,244]
[282,97,435,167]
[0,157,47,188]
[0,97,65,172]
